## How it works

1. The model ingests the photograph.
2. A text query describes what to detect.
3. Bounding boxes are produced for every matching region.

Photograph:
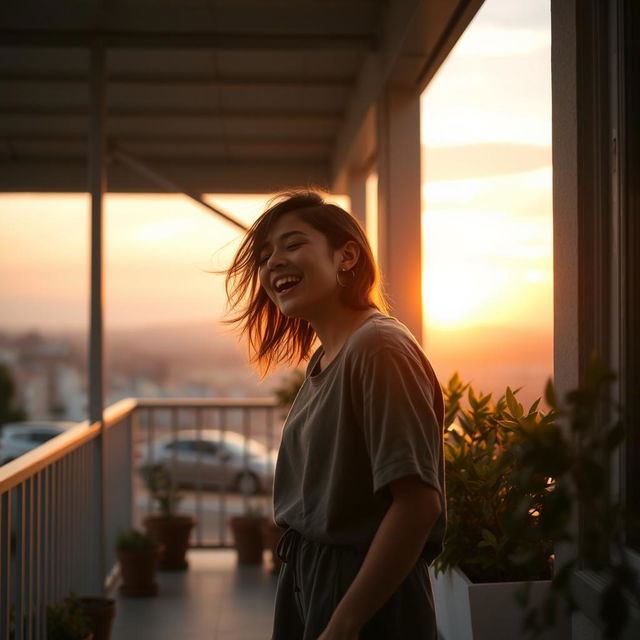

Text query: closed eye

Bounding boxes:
[258,242,303,266]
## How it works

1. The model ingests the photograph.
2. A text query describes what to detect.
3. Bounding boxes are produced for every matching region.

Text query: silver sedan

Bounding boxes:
[138,429,277,495]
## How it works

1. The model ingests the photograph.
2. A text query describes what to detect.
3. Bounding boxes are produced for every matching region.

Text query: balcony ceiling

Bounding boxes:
[0,0,481,193]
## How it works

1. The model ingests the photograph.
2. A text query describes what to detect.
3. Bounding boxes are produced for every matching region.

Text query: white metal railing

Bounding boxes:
[0,397,280,640]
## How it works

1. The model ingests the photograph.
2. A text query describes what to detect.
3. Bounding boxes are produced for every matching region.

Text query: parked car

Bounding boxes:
[138,429,277,495]
[0,421,80,465]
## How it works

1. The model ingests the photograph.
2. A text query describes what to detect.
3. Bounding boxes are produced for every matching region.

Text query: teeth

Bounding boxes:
[274,275,301,292]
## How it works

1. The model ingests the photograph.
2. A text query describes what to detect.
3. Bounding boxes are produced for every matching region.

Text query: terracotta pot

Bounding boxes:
[261,520,286,573]
[78,597,116,640]
[144,514,196,571]
[230,516,266,565]
[117,547,160,597]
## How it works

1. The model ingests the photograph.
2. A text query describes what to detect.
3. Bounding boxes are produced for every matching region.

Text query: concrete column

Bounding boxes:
[346,169,368,227]
[376,87,423,342]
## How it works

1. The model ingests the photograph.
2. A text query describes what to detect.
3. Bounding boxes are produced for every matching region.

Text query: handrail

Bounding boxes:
[0,398,137,492]
[134,397,279,409]
[0,394,281,636]
[0,397,279,493]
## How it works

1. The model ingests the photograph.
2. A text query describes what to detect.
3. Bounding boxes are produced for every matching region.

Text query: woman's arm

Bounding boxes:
[317,474,442,640]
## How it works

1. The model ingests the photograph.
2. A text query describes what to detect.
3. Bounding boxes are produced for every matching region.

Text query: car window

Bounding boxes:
[164,440,195,453]
[224,441,263,458]
[11,433,32,442]
[30,431,60,443]
[194,441,219,455]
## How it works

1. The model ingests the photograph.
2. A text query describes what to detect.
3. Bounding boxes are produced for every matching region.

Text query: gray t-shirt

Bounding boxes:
[273,312,446,563]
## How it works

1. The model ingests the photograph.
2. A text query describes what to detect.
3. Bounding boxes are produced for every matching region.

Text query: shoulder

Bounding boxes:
[346,313,426,367]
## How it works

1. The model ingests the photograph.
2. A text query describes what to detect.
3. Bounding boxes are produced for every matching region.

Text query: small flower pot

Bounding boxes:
[117,547,160,597]
[78,597,116,640]
[144,514,196,571]
[230,516,266,565]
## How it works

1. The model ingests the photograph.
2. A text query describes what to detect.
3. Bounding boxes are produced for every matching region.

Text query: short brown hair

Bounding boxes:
[225,190,388,375]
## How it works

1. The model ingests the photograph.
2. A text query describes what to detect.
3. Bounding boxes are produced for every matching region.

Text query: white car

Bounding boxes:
[0,421,80,465]
[138,429,277,495]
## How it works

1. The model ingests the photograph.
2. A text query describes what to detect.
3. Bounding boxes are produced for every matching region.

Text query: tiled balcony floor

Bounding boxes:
[111,549,279,640]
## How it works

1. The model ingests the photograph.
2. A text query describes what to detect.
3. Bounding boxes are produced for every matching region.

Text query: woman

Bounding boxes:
[225,191,445,640]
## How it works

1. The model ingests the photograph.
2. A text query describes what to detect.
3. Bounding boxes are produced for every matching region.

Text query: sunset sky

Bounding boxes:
[0,0,552,399]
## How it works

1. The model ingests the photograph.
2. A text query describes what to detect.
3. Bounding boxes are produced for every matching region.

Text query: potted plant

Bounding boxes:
[46,592,93,640]
[430,374,568,640]
[140,462,196,571]
[505,355,640,639]
[230,500,268,565]
[432,359,640,640]
[116,528,160,597]
[77,596,116,640]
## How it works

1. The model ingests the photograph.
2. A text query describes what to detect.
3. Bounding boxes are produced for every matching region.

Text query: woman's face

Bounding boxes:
[257,213,349,320]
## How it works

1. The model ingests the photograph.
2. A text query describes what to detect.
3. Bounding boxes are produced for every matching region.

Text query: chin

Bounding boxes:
[278,306,305,320]
[277,301,310,321]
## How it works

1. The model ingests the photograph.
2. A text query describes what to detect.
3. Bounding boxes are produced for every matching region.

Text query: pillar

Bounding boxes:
[376,87,423,342]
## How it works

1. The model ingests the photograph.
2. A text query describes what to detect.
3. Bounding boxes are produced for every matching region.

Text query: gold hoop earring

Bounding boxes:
[336,269,355,288]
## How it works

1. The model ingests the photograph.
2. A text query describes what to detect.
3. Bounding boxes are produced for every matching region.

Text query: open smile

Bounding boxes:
[272,275,303,296]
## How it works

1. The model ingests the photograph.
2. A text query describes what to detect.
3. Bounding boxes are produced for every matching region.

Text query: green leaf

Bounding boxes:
[480,528,497,548]
[528,398,541,415]
[506,387,518,415]
[544,379,557,408]
[506,387,524,419]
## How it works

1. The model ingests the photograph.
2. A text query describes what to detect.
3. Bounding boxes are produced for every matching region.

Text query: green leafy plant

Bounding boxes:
[435,358,640,638]
[433,373,554,583]
[139,462,183,517]
[116,528,157,551]
[506,355,640,639]
[46,592,91,640]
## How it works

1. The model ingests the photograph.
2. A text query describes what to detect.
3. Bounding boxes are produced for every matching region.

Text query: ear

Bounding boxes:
[338,240,361,271]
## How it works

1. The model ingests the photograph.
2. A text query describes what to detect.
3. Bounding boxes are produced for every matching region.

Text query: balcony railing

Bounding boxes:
[0,397,280,639]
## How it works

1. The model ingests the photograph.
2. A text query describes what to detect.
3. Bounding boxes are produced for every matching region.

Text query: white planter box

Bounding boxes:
[429,566,570,640]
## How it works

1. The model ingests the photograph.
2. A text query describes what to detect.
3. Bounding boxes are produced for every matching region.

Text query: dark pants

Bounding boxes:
[271,529,437,640]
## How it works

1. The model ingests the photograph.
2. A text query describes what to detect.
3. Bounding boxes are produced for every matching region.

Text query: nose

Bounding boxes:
[266,248,287,270]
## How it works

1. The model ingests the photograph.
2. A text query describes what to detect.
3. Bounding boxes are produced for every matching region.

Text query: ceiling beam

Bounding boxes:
[2,134,334,145]
[112,147,248,231]
[0,30,374,51]
[0,71,355,89]
[0,2,380,50]
[0,106,343,121]
[0,158,331,193]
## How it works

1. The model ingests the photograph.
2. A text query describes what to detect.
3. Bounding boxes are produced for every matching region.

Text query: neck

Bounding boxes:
[310,305,377,365]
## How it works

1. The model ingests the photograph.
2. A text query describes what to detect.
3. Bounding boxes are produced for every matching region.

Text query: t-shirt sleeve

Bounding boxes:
[352,344,444,499]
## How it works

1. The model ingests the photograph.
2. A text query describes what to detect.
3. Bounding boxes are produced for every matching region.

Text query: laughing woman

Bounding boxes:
[225,191,445,640]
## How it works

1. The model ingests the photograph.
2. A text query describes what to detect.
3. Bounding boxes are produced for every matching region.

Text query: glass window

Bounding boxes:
[30,431,59,443]
[165,440,195,453]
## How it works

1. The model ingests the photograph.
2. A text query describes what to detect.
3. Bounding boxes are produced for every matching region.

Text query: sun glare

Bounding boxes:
[421,203,552,330]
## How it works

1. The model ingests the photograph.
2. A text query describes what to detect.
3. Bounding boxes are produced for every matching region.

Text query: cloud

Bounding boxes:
[422,143,551,181]
[472,0,551,31]
[454,25,550,57]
